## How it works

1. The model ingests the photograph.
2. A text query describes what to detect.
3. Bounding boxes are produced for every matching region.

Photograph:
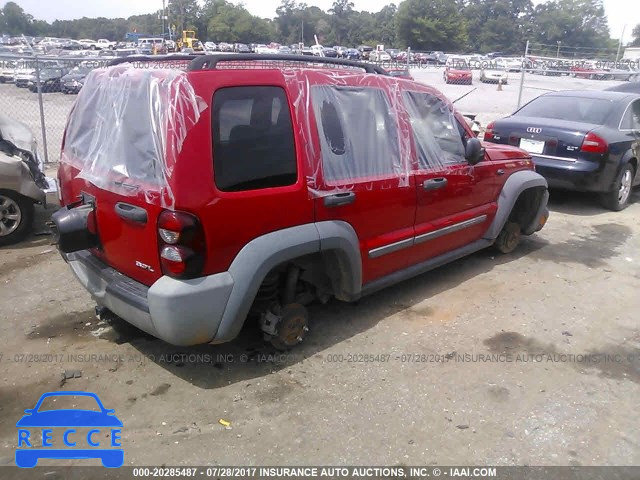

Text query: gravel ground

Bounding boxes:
[0,65,639,472]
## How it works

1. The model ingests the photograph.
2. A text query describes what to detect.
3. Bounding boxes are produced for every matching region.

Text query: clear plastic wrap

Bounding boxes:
[281,69,413,196]
[61,64,206,208]
[402,90,467,169]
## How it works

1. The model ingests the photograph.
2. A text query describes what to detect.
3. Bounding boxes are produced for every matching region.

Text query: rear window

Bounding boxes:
[212,86,297,192]
[61,66,203,207]
[516,95,613,124]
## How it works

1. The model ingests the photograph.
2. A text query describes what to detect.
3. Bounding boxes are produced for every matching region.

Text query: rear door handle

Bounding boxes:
[114,202,148,224]
[423,178,448,191]
[323,192,356,208]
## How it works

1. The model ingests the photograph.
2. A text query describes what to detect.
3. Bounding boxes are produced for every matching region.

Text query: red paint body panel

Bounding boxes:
[57,63,536,290]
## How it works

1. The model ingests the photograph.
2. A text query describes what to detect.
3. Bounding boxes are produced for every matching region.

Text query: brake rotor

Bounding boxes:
[270,303,309,350]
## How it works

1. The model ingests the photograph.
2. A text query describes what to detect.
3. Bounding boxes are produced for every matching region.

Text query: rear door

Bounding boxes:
[402,90,496,261]
[59,68,200,286]
[309,78,416,285]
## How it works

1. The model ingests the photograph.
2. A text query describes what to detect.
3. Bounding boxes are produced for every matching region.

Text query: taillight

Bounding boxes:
[484,121,495,141]
[158,210,205,279]
[581,132,608,154]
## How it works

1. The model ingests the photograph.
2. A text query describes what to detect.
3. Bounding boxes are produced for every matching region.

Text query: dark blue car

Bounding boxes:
[16,391,123,468]
[484,90,640,211]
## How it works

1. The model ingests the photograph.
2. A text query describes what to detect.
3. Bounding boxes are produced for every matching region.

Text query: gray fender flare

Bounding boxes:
[483,170,549,241]
[212,221,361,343]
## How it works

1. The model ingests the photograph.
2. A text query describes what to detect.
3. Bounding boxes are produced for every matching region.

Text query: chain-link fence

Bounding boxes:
[0,54,114,164]
[1,47,637,165]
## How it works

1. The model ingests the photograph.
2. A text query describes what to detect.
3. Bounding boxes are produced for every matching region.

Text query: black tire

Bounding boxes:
[600,163,635,211]
[494,221,521,254]
[0,190,35,246]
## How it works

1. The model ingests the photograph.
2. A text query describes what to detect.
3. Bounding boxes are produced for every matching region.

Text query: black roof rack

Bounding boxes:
[105,53,389,75]
[107,54,197,66]
[188,54,388,75]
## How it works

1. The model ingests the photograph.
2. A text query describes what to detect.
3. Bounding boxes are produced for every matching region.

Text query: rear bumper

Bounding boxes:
[532,155,617,193]
[64,250,234,346]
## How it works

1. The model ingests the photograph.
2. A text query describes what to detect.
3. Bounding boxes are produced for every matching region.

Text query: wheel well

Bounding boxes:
[250,250,355,316]
[628,158,637,174]
[507,186,546,231]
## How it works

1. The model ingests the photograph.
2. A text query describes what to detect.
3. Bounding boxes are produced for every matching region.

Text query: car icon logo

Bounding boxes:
[526,127,542,134]
[15,391,123,468]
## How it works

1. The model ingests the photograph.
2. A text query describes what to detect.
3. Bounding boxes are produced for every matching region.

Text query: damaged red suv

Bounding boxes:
[53,54,549,349]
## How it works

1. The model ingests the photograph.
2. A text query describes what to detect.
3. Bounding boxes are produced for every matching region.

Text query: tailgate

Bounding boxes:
[60,169,164,286]
[58,64,203,287]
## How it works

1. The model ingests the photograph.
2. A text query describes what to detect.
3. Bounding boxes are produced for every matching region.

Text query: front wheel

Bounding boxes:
[600,163,635,211]
[0,190,34,246]
[494,222,521,254]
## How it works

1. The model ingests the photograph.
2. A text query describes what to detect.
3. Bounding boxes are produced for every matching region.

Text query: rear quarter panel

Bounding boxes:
[184,70,314,276]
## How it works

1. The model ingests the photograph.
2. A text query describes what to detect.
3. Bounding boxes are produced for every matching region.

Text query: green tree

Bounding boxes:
[1,1,34,35]
[630,24,640,47]
[395,0,467,51]
[168,0,201,36]
[529,0,611,53]
[464,0,532,54]
[328,0,354,45]
[207,2,275,43]
[373,4,397,47]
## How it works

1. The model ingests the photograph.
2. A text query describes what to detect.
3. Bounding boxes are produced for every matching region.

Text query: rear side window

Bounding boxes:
[403,91,466,168]
[311,86,401,183]
[212,86,297,192]
[620,100,640,130]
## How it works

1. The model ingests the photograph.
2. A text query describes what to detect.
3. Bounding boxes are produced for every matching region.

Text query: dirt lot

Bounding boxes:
[0,184,639,470]
[0,64,639,473]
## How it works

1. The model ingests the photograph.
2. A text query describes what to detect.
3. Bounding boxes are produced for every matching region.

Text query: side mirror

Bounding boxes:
[465,137,485,165]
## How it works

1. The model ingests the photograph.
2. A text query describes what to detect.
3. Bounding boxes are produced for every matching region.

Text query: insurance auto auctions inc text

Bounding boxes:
[215,467,497,478]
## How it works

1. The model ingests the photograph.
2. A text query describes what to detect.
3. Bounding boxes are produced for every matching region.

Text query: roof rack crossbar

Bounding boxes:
[107,54,197,66]
[187,54,388,75]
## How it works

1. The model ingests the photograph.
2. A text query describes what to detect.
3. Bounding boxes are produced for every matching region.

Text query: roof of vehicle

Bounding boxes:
[544,89,638,102]
[605,82,640,93]
[108,53,389,75]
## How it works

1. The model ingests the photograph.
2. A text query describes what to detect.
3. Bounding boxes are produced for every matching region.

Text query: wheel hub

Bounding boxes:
[262,304,310,350]
[618,170,632,204]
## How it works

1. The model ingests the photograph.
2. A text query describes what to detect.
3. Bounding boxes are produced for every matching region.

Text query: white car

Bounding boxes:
[480,64,509,84]
[370,51,392,62]
[0,60,18,83]
[256,45,279,54]
[498,57,523,72]
[96,39,116,50]
[310,44,324,56]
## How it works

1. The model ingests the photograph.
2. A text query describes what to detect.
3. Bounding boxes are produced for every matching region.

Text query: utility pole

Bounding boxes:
[615,25,627,64]
[162,0,166,39]
[556,41,561,59]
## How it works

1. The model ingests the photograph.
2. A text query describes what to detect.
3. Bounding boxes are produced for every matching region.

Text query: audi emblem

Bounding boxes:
[526,127,542,134]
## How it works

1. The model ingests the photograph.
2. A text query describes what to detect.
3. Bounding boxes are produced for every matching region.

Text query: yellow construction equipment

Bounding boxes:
[177,30,203,51]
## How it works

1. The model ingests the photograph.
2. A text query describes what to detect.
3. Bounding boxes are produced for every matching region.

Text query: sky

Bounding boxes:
[6,0,639,43]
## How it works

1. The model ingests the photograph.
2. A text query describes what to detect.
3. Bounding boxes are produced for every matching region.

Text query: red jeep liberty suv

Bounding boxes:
[53,55,549,349]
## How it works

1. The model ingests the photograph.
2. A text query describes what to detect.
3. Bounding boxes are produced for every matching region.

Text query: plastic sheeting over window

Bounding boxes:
[402,91,466,169]
[311,86,402,184]
[281,69,412,195]
[61,64,205,208]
